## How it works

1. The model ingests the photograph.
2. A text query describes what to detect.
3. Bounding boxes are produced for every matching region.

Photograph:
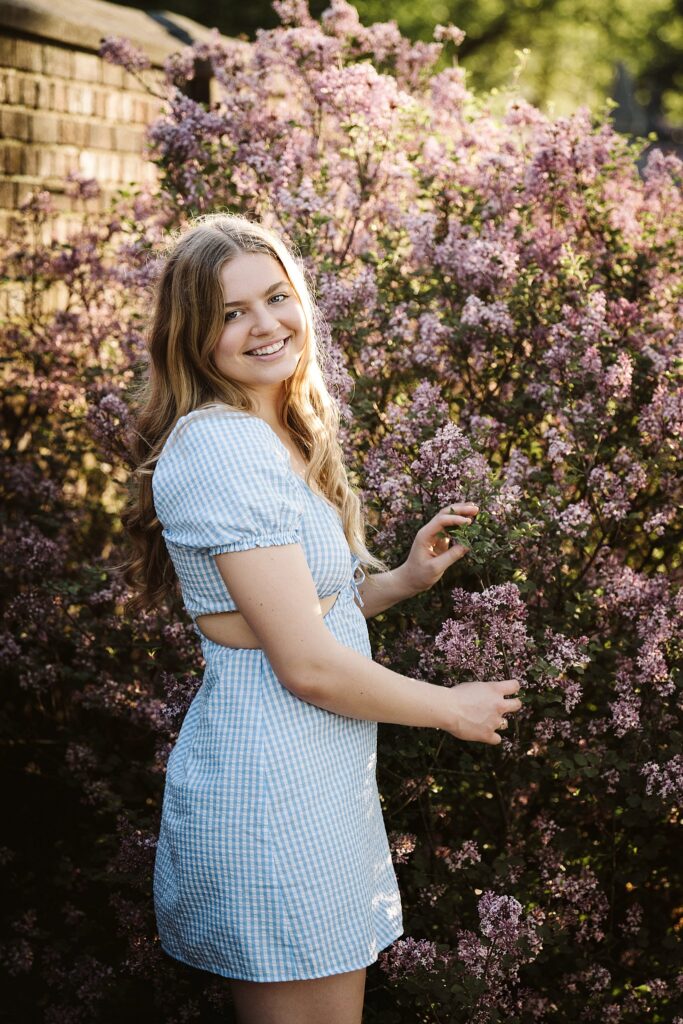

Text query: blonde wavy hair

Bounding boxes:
[122,212,388,613]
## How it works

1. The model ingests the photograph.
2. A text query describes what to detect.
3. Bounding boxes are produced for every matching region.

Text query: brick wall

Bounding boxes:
[0,0,231,241]
[0,36,163,239]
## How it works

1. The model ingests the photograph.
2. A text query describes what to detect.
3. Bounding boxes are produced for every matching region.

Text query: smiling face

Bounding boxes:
[213,251,307,413]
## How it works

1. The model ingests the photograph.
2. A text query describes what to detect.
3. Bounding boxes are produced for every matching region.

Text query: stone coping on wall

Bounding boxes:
[0,0,229,65]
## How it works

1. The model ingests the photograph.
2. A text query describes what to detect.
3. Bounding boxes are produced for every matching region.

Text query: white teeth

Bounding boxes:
[248,338,287,357]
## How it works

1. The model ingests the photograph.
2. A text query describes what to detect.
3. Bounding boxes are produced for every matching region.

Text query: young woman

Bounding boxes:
[124,213,522,1024]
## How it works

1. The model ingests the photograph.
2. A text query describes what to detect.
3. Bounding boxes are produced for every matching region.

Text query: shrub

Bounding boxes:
[1,2,681,1020]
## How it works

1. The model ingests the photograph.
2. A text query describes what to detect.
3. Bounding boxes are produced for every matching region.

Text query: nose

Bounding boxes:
[249,302,281,336]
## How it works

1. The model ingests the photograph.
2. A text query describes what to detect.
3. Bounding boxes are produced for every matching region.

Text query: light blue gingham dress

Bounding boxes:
[151,405,404,982]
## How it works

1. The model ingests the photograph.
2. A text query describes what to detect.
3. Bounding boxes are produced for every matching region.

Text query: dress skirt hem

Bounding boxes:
[158,922,405,983]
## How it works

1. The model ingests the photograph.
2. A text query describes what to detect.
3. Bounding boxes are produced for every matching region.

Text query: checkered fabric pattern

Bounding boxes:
[151,406,404,981]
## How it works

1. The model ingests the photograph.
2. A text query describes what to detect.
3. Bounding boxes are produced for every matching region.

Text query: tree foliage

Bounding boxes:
[112,0,683,122]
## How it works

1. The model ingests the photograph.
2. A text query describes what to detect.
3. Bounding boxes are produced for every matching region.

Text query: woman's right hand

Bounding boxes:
[443,678,523,744]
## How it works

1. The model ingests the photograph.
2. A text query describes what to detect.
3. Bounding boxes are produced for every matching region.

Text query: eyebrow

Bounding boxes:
[223,280,290,308]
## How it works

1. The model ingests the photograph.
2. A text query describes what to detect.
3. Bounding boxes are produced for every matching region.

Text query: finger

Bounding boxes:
[437,512,474,525]
[436,528,473,544]
[433,541,470,563]
[443,504,479,516]
[503,697,523,711]
[496,678,521,695]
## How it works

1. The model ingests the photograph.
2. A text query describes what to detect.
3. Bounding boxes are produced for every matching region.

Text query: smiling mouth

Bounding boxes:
[245,336,291,357]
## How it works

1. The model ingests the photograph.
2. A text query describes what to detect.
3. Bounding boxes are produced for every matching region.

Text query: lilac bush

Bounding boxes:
[1,1,681,1020]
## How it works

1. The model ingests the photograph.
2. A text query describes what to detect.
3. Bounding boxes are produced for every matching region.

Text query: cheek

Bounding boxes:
[215,324,240,359]
[290,304,307,337]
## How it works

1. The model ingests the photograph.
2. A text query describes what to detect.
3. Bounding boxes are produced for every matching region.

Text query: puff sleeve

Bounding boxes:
[152,408,304,556]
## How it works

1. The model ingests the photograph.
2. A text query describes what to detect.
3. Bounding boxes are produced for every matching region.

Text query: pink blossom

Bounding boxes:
[604,350,634,399]
[639,381,683,456]
[640,755,683,804]
[99,35,151,72]
[378,936,448,981]
[435,220,519,293]
[435,582,532,681]
[433,23,466,46]
[319,0,362,37]
[272,0,317,27]
[163,47,197,85]
[388,831,417,864]
[460,294,514,333]
[620,902,644,937]
[435,839,481,871]
[64,171,101,201]
[429,66,469,114]
[309,63,414,134]
[545,866,609,943]
[418,882,448,907]
[403,210,438,266]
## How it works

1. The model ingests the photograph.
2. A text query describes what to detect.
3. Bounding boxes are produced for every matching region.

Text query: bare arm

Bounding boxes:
[290,634,521,740]
[215,543,522,743]
[292,634,456,729]
[353,563,421,619]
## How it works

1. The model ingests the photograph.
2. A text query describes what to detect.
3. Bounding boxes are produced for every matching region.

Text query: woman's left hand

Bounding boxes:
[399,502,479,594]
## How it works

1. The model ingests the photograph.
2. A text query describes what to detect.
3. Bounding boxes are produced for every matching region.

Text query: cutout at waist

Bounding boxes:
[195,590,341,649]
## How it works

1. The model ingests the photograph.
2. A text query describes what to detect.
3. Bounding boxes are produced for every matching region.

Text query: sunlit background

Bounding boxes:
[113,0,683,136]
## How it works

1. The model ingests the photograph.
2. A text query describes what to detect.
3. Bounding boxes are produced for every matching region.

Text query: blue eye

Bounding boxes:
[224,294,288,322]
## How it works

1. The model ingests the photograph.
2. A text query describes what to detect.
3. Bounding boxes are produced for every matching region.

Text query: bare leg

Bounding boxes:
[229,966,367,1024]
